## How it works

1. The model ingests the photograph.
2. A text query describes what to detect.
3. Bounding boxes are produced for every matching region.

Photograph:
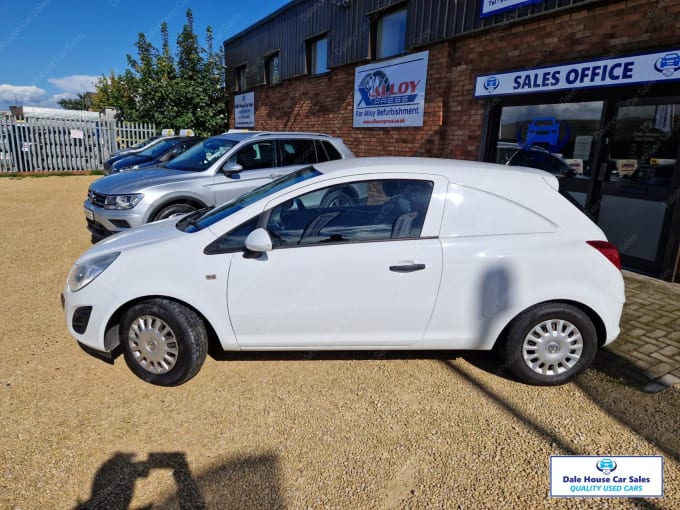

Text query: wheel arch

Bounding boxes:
[148,196,208,223]
[494,299,608,350]
[104,295,221,354]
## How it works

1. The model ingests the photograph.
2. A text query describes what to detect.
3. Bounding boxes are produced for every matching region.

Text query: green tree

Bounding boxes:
[57,92,95,111]
[92,9,226,135]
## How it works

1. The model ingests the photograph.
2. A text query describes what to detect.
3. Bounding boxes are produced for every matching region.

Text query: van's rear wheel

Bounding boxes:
[500,303,597,385]
[120,299,208,386]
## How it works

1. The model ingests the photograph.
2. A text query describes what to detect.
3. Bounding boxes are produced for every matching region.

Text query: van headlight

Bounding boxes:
[104,194,143,209]
[68,252,120,292]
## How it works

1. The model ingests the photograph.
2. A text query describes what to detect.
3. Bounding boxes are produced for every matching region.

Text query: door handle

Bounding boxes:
[389,263,426,273]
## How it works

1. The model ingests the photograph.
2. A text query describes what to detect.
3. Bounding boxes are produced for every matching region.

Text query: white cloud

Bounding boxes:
[48,75,99,94]
[0,84,47,105]
[51,92,77,102]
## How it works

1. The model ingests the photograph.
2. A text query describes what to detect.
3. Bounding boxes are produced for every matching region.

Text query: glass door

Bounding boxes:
[595,101,680,275]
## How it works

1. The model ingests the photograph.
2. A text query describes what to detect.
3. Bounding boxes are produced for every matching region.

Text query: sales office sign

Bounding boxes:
[475,49,680,97]
[550,456,663,497]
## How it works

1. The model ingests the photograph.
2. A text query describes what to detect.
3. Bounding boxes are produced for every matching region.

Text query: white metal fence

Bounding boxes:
[0,117,156,172]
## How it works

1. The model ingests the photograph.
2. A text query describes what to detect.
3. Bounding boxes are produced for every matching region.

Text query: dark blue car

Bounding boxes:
[104,137,203,175]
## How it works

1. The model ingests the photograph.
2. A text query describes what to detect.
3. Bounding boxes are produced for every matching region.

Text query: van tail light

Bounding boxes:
[587,240,621,270]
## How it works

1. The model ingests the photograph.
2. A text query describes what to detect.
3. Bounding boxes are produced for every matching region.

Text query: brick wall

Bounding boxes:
[230,0,680,160]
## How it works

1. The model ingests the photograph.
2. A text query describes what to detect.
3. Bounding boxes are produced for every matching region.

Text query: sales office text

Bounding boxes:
[514,61,635,90]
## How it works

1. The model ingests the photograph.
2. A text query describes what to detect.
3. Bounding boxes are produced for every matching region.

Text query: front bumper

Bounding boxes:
[62,280,123,355]
[84,199,146,239]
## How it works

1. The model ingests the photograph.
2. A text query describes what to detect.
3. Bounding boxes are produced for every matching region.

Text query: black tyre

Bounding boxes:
[120,299,208,386]
[153,203,197,222]
[320,189,357,208]
[499,302,597,386]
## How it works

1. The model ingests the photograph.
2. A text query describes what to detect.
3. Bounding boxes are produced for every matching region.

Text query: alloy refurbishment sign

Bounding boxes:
[353,51,428,128]
[550,456,663,497]
[475,49,680,97]
[481,0,543,18]
[234,92,255,128]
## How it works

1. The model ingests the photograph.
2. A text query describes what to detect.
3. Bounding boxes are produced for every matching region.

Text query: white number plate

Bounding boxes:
[84,207,94,221]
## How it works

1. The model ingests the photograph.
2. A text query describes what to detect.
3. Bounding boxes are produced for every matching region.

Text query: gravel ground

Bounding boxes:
[0,175,678,509]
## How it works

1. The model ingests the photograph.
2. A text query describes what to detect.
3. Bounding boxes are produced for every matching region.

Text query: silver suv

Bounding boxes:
[84,131,354,241]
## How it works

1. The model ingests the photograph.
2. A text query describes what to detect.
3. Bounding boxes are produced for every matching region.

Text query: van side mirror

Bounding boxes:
[244,228,273,255]
[222,162,243,178]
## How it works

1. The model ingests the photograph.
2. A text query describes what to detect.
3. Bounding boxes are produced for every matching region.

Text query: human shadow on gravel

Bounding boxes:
[439,360,668,510]
[74,451,281,510]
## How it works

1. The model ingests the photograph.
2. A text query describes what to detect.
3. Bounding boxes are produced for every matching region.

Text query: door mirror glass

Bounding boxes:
[244,228,273,253]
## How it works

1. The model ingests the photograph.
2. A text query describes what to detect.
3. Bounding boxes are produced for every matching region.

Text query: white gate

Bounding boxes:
[0,116,156,172]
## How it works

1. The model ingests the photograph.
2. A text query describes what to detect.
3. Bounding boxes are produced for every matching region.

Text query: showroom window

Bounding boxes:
[235,65,247,92]
[374,8,407,59]
[266,179,433,247]
[265,53,281,85]
[496,101,605,178]
[496,101,605,206]
[307,36,329,75]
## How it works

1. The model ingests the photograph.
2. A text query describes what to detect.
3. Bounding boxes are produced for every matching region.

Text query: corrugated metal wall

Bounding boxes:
[224,0,598,90]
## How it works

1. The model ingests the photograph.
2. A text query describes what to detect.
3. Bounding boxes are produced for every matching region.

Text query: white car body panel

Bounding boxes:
[228,239,443,348]
[64,157,624,368]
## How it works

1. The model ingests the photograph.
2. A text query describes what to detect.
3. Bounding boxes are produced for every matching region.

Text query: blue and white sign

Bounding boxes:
[475,49,680,97]
[550,456,664,498]
[481,0,543,18]
[234,92,255,128]
[354,51,428,128]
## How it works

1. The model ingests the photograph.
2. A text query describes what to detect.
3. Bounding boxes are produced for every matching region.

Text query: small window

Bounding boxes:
[307,36,329,75]
[205,216,260,254]
[280,139,317,166]
[375,8,407,59]
[265,53,280,85]
[266,179,433,247]
[230,142,276,170]
[235,65,247,92]
[322,141,342,161]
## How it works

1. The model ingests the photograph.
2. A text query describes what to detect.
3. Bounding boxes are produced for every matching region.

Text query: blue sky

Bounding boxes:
[0,0,290,111]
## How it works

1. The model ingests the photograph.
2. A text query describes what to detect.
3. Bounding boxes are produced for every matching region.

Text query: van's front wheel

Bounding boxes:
[500,303,597,386]
[120,299,208,386]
